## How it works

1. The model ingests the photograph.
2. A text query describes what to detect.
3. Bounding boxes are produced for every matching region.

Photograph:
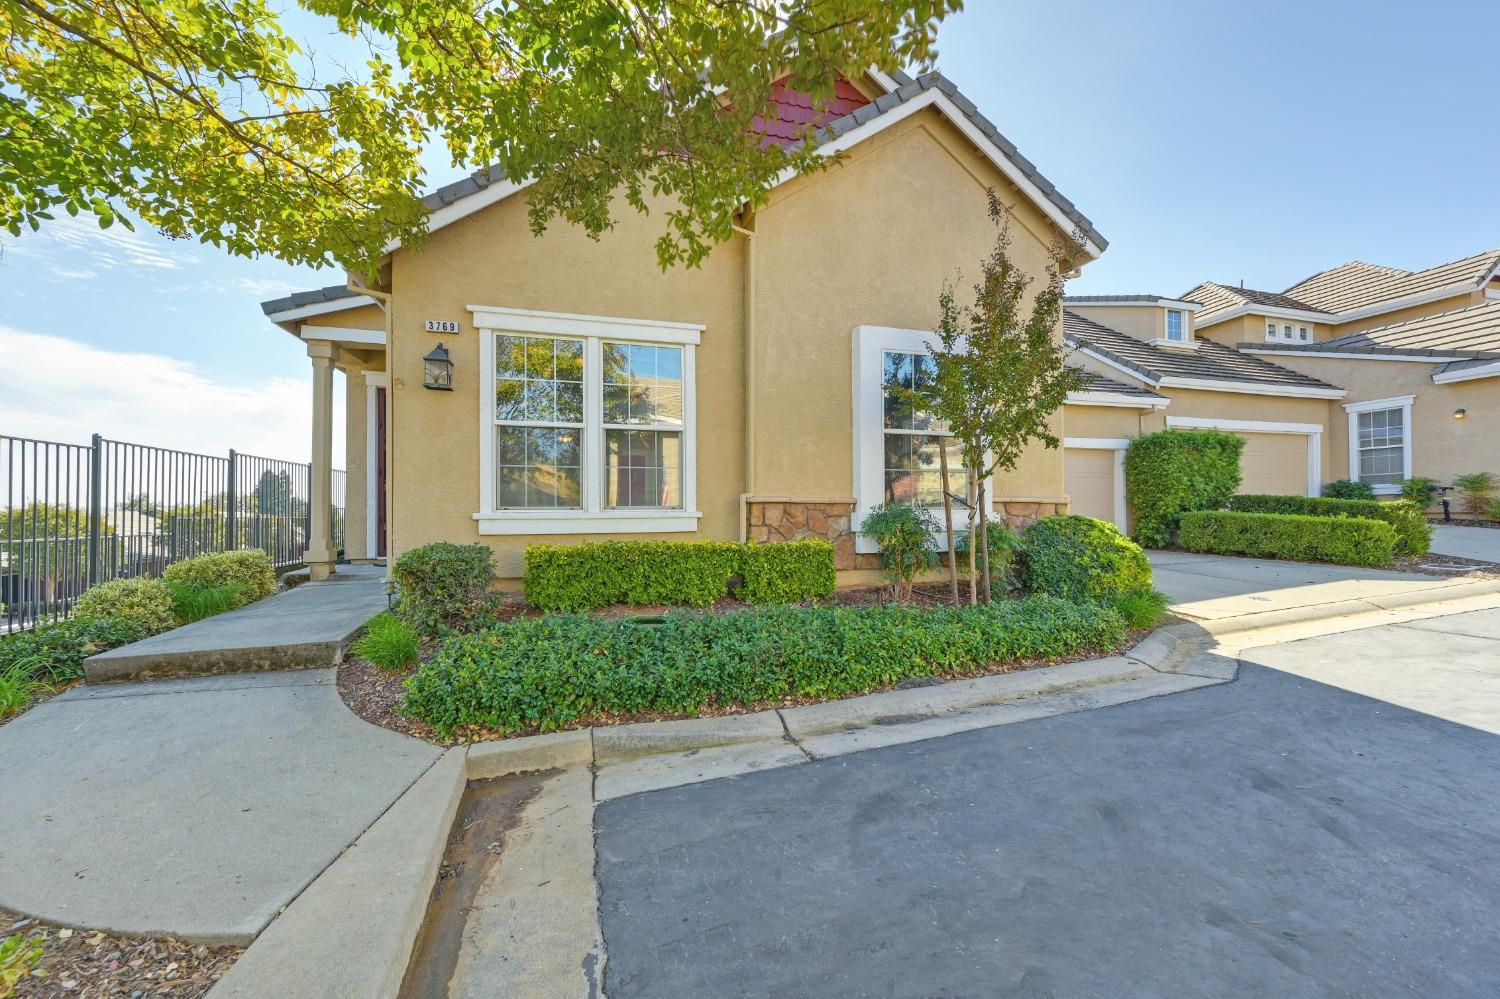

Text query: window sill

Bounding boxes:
[471,510,702,536]
[1149,337,1199,350]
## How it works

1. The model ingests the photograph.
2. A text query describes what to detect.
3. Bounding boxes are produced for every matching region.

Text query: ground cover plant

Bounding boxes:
[1178,510,1397,567]
[401,597,1128,737]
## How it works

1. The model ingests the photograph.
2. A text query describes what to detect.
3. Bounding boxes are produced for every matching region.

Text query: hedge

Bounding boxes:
[393,542,497,637]
[401,597,1128,736]
[523,539,837,611]
[1227,495,1431,556]
[1124,430,1244,547]
[1178,511,1397,567]
[163,549,276,603]
[1022,516,1152,601]
[72,577,176,635]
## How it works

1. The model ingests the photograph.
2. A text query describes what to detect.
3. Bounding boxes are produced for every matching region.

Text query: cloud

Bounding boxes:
[0,326,346,468]
[3,212,191,275]
[49,267,100,281]
[218,277,305,298]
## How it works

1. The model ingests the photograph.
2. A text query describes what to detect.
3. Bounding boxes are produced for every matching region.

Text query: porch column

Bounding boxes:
[305,339,336,581]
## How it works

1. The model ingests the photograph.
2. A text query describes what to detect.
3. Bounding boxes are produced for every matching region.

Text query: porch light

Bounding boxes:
[1454,408,1467,420]
[422,343,454,390]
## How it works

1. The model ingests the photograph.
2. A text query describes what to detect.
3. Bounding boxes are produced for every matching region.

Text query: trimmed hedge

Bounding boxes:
[1021,516,1152,601]
[1124,429,1244,547]
[402,597,1128,736]
[163,549,276,603]
[1178,511,1397,567]
[393,542,497,637]
[1227,494,1431,556]
[72,577,176,635]
[523,540,837,611]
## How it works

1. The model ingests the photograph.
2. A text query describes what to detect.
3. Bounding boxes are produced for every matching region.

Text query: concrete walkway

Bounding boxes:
[1431,523,1500,563]
[85,566,388,682]
[0,669,438,944]
[1149,550,1500,631]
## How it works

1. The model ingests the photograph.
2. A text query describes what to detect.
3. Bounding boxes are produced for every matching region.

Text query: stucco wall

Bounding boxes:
[1065,304,1183,344]
[1064,404,1151,440]
[1331,290,1483,335]
[302,303,386,333]
[1196,314,1336,348]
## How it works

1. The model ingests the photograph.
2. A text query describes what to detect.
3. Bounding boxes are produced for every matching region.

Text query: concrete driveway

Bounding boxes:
[595,608,1500,998]
[1431,523,1500,564]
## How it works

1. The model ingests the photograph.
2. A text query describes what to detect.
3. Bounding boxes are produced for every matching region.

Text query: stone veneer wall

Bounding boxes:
[747,497,1070,571]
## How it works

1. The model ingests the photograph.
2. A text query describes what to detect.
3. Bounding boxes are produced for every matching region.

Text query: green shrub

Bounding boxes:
[0,663,51,720]
[739,540,836,605]
[1400,476,1440,507]
[0,617,145,683]
[163,549,276,603]
[1,931,45,993]
[353,613,422,671]
[72,577,176,634]
[1178,511,1397,567]
[402,597,1128,736]
[394,542,497,635]
[1322,479,1376,500]
[954,521,1024,592]
[168,581,247,624]
[858,503,937,599]
[1453,472,1497,515]
[1226,494,1430,556]
[1111,588,1171,629]
[1124,430,1244,547]
[1021,516,1152,601]
[524,540,743,611]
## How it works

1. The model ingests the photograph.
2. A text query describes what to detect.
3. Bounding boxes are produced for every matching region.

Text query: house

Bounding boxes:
[260,69,1112,583]
[1184,249,1500,500]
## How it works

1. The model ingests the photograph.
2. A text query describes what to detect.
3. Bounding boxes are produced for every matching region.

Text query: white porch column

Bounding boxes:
[305,339,337,581]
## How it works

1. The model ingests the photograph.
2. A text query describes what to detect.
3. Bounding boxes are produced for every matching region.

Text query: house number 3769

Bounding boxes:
[425,320,460,333]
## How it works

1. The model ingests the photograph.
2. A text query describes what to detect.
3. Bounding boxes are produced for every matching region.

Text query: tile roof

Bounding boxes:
[1071,369,1167,400]
[1247,301,1500,360]
[1063,294,1201,305]
[1284,249,1500,314]
[260,284,365,317]
[1063,311,1342,392]
[1182,281,1331,323]
[750,77,870,148]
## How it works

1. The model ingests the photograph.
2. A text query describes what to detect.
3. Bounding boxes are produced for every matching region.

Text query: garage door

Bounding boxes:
[1236,432,1309,496]
[1065,448,1120,526]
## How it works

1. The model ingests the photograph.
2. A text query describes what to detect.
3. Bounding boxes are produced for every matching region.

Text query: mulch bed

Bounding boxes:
[1428,518,1500,529]
[1393,552,1500,579]
[2,908,241,998]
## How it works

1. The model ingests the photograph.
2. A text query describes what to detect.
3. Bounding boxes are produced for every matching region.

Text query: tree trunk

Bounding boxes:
[965,473,978,605]
[977,480,993,605]
[939,443,960,606]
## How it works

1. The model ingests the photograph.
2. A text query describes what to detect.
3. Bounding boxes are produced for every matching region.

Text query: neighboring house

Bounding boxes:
[1184,249,1500,501]
[260,69,1112,582]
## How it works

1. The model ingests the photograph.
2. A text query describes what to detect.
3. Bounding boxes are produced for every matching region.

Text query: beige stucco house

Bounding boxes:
[261,69,1123,583]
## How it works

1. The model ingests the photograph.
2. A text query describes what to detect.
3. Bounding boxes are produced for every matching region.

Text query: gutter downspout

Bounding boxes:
[732,215,756,542]
[348,274,393,572]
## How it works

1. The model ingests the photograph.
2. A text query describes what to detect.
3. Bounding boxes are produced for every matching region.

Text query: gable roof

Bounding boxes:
[1243,301,1500,361]
[1283,248,1500,315]
[1063,310,1343,397]
[260,284,374,321]
[1183,281,1332,324]
[1068,369,1168,407]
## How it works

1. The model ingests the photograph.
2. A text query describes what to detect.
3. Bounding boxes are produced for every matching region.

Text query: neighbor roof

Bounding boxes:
[1063,311,1342,394]
[1183,281,1332,323]
[1062,294,1201,306]
[1243,301,1500,360]
[1071,369,1168,401]
[1284,249,1500,315]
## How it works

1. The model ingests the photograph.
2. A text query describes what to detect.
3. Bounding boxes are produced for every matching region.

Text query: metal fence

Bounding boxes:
[2,434,345,632]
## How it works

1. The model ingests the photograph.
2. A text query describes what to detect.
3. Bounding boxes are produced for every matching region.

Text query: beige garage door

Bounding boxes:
[1236,432,1309,496]
[1065,448,1120,526]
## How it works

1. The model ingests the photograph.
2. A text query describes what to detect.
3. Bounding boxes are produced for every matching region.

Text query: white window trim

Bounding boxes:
[1164,416,1323,497]
[364,371,387,557]
[1063,437,1130,528]
[1263,319,1315,345]
[1164,308,1186,343]
[470,307,702,535]
[1344,395,1414,496]
[851,325,990,555]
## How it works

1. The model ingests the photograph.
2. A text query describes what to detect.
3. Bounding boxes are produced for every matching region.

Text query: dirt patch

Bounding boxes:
[398,773,547,999]
[1,907,241,997]
[1392,552,1500,579]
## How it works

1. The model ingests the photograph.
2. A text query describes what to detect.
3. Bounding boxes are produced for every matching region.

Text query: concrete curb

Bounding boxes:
[209,748,467,999]
[1175,577,1500,637]
[467,729,591,778]
[593,711,786,764]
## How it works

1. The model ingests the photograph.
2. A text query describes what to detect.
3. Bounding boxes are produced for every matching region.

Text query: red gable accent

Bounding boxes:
[749,76,871,149]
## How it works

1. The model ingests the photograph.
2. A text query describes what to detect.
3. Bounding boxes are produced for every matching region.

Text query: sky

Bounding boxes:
[1,0,1495,464]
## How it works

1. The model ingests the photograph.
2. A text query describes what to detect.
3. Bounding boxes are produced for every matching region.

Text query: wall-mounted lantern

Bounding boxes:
[422,343,454,390]
[1454,408,1468,420]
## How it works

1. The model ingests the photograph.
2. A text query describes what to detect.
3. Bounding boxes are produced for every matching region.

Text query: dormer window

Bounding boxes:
[1165,309,1186,342]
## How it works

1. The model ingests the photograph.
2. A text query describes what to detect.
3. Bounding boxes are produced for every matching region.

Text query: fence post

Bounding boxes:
[226,449,238,552]
[86,433,102,586]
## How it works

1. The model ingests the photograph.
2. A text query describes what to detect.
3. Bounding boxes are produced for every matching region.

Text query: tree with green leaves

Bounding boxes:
[3,0,959,273]
[925,189,1085,603]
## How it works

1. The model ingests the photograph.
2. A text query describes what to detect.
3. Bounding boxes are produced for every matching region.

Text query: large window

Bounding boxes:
[880,350,969,508]
[1345,396,1413,493]
[473,308,700,534]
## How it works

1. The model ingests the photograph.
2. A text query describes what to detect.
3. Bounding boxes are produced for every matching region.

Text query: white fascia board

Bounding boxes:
[1243,348,1446,364]
[298,326,386,347]
[1194,303,1332,330]
[1066,390,1167,409]
[778,88,1105,259]
[1156,376,1345,399]
[265,295,378,323]
[468,305,704,343]
[1343,394,1416,414]
[865,67,904,93]
[1432,360,1500,384]
[382,176,533,255]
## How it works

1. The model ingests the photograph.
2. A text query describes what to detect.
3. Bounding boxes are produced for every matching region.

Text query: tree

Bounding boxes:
[925,189,1085,603]
[3,0,959,273]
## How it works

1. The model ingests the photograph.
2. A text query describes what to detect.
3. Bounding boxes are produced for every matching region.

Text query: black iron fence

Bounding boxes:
[2,434,345,632]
